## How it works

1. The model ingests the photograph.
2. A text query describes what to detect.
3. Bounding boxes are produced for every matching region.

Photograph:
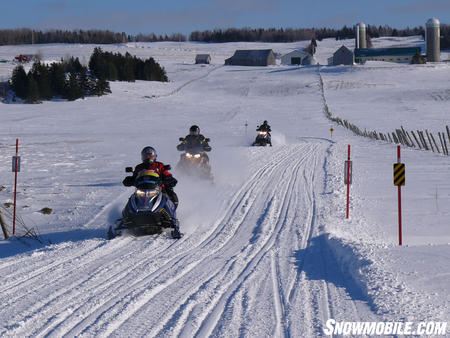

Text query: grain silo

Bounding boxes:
[426,18,440,62]
[355,23,367,49]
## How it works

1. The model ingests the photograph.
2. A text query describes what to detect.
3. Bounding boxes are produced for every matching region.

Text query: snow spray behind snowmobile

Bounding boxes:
[176,138,213,180]
[252,131,272,146]
[108,167,181,239]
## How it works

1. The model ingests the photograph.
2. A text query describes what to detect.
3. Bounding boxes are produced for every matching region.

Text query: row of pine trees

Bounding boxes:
[0,29,187,46]
[11,58,110,103]
[10,48,168,103]
[89,48,168,82]
[189,25,449,49]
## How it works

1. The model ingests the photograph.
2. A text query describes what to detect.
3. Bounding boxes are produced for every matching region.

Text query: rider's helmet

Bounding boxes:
[141,146,157,163]
[263,120,268,124]
[189,125,200,136]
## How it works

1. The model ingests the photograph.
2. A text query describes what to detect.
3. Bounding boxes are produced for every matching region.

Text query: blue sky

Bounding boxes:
[2,0,449,35]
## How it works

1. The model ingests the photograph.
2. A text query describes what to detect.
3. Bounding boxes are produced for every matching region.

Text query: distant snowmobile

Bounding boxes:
[252,121,272,146]
[108,167,182,239]
[176,137,213,180]
[252,130,272,146]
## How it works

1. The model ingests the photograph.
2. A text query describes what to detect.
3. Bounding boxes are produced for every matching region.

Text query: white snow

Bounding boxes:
[0,36,448,336]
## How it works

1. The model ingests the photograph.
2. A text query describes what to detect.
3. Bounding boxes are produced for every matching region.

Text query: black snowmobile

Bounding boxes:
[252,130,272,146]
[176,138,213,180]
[108,167,182,239]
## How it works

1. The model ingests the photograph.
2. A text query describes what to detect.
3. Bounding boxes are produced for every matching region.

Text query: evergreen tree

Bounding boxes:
[31,62,52,100]
[25,75,40,103]
[78,67,90,97]
[65,70,82,101]
[50,63,67,97]
[108,61,118,81]
[11,65,28,98]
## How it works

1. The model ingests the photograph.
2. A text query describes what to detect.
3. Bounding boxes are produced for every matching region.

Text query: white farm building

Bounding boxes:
[281,50,310,65]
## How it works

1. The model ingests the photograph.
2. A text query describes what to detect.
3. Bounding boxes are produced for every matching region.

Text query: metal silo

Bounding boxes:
[355,23,367,49]
[426,18,440,62]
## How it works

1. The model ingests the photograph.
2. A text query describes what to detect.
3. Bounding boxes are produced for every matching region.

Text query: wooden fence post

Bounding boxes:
[430,133,440,153]
[419,131,429,150]
[443,134,449,155]
[426,130,435,152]
[411,131,422,149]
[438,133,447,155]
[405,130,415,148]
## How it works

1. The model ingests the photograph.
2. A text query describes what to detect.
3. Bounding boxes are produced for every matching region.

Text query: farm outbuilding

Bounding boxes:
[330,46,354,65]
[195,54,211,64]
[225,49,276,66]
[281,50,310,65]
[354,47,421,64]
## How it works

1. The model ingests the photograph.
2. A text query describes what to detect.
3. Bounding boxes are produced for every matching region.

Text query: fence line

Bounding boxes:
[318,68,449,156]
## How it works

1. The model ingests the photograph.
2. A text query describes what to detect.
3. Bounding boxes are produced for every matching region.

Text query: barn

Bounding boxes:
[195,54,211,64]
[354,47,421,64]
[225,49,276,66]
[281,50,309,65]
[330,46,354,65]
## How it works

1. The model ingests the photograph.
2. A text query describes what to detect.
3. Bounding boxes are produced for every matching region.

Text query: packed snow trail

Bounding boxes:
[0,141,377,337]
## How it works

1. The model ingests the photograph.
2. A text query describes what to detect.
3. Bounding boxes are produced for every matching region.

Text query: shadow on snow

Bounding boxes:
[293,234,374,308]
[0,228,108,259]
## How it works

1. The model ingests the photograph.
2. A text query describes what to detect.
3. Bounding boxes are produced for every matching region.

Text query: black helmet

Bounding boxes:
[141,146,157,163]
[189,125,200,136]
[263,120,268,124]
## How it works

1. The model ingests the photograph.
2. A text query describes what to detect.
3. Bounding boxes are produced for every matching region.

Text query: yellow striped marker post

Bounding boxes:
[393,146,405,245]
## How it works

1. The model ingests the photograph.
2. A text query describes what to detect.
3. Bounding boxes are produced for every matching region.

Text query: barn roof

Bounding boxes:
[355,47,420,57]
[334,46,353,54]
[232,49,274,59]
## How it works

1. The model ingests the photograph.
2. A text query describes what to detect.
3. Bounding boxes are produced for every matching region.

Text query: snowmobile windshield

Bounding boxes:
[185,146,203,154]
[136,182,160,190]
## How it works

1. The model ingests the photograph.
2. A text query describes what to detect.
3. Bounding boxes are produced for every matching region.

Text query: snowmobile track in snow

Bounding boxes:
[0,141,378,338]
[0,60,384,336]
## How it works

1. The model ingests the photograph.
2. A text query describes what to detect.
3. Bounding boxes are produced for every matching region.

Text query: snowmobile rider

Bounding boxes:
[256,120,272,146]
[123,146,178,208]
[177,125,212,158]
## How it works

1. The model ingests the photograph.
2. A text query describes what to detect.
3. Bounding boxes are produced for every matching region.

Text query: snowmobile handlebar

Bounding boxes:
[125,164,171,173]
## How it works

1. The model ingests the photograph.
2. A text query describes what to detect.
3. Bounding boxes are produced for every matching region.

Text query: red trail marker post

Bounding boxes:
[393,145,405,246]
[12,139,21,236]
[344,145,352,219]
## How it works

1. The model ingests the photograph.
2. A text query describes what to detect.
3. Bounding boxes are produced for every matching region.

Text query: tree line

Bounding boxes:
[10,57,111,103]
[440,25,450,50]
[0,28,187,45]
[189,25,450,50]
[1,26,448,49]
[89,47,168,82]
[9,48,168,103]
[189,25,425,42]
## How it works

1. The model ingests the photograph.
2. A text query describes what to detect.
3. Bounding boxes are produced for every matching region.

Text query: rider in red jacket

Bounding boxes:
[123,146,178,207]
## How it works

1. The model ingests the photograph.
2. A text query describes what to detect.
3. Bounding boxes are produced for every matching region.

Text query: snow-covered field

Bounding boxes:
[0,36,448,336]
